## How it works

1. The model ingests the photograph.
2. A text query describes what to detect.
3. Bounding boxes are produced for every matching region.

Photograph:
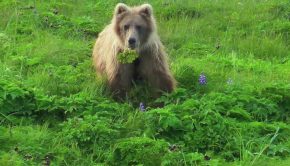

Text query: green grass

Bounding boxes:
[0,0,290,165]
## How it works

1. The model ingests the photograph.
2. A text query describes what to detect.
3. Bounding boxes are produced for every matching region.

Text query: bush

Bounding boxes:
[111,137,168,166]
[61,115,120,149]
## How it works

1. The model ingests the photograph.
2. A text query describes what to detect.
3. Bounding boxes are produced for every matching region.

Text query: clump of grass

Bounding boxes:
[111,137,168,165]
[117,49,139,64]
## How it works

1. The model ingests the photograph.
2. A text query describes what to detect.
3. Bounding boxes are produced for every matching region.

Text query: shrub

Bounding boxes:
[111,137,168,166]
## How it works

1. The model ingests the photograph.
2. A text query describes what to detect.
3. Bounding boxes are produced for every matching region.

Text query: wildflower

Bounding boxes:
[227,78,233,85]
[169,144,179,152]
[199,73,207,85]
[139,102,146,112]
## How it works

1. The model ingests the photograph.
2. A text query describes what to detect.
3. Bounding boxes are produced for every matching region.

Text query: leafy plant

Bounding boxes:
[111,137,168,166]
[117,49,139,64]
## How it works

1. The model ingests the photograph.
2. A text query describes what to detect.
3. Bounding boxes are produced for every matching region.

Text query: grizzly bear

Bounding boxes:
[92,3,176,99]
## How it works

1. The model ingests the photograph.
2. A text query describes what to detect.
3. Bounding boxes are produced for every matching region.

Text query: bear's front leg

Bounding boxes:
[139,57,176,96]
[147,69,175,93]
[107,64,134,100]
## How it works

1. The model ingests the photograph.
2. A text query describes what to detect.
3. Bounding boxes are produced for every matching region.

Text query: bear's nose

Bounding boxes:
[128,38,136,45]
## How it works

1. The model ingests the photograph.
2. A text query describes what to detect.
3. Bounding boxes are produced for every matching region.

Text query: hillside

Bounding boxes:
[0,0,290,165]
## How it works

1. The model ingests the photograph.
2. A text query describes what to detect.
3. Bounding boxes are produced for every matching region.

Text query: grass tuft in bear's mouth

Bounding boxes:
[117,49,139,64]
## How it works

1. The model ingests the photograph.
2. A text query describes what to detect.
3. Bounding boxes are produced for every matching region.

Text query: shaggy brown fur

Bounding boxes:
[92,3,176,99]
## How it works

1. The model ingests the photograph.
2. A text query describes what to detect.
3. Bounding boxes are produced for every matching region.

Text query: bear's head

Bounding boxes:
[113,3,156,50]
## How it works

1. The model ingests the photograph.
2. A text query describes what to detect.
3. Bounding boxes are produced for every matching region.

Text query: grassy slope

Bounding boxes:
[0,0,290,165]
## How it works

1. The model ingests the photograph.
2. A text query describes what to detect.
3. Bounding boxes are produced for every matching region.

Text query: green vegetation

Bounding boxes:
[117,49,139,64]
[0,0,290,165]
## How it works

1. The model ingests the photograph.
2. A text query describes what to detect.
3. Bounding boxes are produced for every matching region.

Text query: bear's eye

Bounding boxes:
[136,25,142,31]
[124,25,129,31]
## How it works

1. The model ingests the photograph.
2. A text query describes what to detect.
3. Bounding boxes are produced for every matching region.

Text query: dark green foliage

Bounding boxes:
[147,86,290,161]
[0,33,10,58]
[112,137,168,166]
[0,79,35,115]
[269,1,290,20]
[40,12,102,37]
[259,85,290,120]
[158,3,201,20]
[161,152,217,166]
[61,115,120,148]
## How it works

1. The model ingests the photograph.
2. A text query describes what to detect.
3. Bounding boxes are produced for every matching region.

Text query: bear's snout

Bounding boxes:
[128,38,137,49]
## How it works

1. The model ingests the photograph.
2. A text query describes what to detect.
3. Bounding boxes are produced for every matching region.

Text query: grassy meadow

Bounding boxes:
[0,0,290,165]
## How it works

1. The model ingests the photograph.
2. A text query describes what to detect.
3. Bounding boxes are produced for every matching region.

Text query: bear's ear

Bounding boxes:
[114,3,129,16]
[139,4,153,17]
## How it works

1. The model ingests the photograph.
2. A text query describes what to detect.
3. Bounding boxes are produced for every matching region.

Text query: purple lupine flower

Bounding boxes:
[139,102,146,112]
[199,73,207,85]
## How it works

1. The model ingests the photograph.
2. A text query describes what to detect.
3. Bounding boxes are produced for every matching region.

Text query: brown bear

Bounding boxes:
[92,3,176,99]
